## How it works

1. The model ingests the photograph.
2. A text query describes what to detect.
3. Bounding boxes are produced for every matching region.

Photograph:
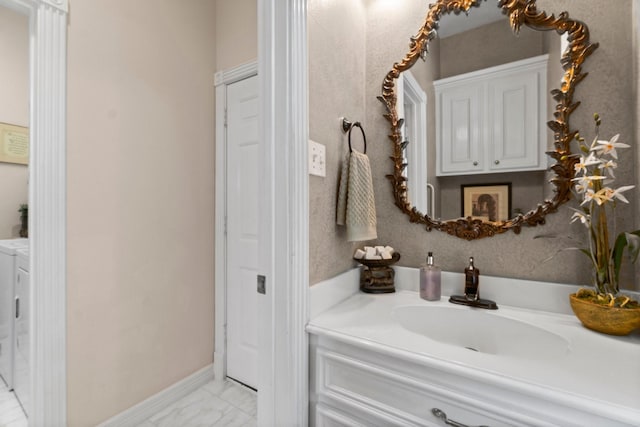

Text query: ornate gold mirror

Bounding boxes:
[379,0,598,239]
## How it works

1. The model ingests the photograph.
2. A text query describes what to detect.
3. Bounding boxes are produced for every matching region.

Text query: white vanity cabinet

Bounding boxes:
[308,277,640,427]
[435,55,548,176]
[310,335,522,427]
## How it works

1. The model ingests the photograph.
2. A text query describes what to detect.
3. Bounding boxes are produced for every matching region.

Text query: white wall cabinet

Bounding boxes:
[435,55,548,176]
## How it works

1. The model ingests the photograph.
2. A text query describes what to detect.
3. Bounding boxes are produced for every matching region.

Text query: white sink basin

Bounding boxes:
[392,305,570,360]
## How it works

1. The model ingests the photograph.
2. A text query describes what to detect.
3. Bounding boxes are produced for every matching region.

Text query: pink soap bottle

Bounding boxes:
[420,252,441,301]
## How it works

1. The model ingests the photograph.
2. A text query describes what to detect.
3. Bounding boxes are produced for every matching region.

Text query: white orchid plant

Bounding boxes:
[570,114,640,305]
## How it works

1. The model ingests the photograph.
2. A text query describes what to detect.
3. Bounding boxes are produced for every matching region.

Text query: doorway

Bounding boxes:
[214,62,259,390]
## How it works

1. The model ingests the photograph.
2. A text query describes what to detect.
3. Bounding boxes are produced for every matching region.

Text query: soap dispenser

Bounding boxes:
[420,252,441,301]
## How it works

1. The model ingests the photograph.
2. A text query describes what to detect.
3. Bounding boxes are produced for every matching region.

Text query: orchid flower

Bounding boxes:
[573,175,605,194]
[599,185,635,204]
[565,115,640,298]
[574,153,599,175]
[581,189,597,205]
[600,159,617,178]
[570,210,590,227]
[590,134,630,159]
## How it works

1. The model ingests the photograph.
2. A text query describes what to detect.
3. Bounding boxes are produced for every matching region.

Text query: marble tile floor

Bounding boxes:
[0,383,27,427]
[138,379,257,427]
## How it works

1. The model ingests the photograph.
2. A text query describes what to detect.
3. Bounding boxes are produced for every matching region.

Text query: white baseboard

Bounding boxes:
[98,364,215,427]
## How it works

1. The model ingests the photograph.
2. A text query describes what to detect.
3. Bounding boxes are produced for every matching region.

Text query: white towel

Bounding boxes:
[336,150,377,241]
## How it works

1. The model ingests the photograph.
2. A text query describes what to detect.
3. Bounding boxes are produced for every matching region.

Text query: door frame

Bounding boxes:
[213,61,258,384]
[398,71,429,215]
[0,0,69,424]
[257,0,309,425]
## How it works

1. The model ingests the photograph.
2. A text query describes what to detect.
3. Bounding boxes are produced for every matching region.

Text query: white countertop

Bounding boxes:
[307,289,640,423]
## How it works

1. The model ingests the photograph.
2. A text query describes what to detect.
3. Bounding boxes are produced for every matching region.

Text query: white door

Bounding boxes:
[225,74,259,389]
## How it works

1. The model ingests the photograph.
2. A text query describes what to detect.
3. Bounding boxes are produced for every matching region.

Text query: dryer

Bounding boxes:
[0,238,28,390]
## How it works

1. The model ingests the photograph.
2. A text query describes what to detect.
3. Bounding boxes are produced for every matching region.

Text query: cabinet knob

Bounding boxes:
[473,161,478,166]
[494,160,500,165]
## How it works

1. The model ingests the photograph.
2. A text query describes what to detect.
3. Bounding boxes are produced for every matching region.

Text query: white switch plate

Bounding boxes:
[309,140,326,177]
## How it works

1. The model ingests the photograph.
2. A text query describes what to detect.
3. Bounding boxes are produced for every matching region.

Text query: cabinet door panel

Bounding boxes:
[489,71,541,170]
[438,83,483,174]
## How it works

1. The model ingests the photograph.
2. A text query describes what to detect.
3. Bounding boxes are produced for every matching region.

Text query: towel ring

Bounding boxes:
[348,122,367,154]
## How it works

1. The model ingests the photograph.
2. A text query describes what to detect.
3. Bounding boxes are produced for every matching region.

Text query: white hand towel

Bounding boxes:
[336,151,377,241]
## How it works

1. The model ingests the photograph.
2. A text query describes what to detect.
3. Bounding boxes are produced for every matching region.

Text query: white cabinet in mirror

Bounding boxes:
[435,55,549,176]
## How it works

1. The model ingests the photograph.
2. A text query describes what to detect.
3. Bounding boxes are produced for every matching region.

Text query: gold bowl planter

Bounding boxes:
[570,294,640,336]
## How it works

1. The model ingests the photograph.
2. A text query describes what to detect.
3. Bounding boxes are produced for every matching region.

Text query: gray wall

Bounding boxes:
[634,0,640,282]
[440,19,544,78]
[310,0,638,290]
[308,0,368,284]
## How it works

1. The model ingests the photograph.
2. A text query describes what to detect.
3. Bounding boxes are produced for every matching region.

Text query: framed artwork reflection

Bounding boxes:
[0,122,29,165]
[461,183,511,222]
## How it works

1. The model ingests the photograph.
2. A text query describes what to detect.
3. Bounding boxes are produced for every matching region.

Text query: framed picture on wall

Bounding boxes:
[461,183,511,222]
[0,122,29,165]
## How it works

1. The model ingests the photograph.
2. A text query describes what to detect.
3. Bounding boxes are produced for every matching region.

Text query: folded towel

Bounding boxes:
[336,150,377,241]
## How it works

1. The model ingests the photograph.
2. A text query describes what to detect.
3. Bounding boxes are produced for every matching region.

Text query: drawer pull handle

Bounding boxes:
[431,408,490,427]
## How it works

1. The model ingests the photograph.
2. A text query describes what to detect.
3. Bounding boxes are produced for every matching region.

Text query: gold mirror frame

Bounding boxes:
[378,0,598,240]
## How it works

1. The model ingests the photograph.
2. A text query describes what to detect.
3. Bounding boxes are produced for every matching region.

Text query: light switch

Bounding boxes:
[309,140,326,177]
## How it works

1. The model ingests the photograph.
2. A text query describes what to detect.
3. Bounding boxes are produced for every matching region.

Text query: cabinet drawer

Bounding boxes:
[313,348,527,427]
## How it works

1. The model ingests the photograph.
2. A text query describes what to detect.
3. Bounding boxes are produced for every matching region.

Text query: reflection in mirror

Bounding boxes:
[0,4,29,421]
[397,71,429,215]
[0,5,29,238]
[380,0,598,239]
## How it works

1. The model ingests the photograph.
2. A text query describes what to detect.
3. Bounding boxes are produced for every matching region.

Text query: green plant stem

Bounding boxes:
[590,180,617,295]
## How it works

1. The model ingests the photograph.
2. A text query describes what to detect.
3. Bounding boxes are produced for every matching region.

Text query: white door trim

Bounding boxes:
[258,0,309,425]
[0,0,71,424]
[400,71,429,215]
[213,60,258,384]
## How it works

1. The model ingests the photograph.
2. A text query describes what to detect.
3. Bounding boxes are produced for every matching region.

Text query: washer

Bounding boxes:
[14,247,29,414]
[0,238,28,390]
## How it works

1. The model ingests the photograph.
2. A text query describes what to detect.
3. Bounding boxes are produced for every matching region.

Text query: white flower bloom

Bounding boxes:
[573,175,605,194]
[599,185,635,204]
[600,159,617,178]
[581,189,596,205]
[570,210,590,227]
[574,153,599,175]
[591,134,630,159]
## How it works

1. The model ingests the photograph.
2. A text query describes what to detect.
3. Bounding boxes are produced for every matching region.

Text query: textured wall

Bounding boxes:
[66,2,217,425]
[0,7,28,239]
[440,19,544,78]
[634,0,639,282]
[312,0,638,290]
[439,172,546,219]
[308,0,368,285]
